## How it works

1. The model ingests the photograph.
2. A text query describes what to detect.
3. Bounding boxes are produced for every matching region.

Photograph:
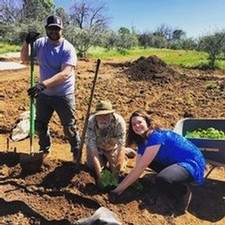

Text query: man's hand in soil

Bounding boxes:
[95,176,105,191]
[25,31,40,44]
[27,83,46,98]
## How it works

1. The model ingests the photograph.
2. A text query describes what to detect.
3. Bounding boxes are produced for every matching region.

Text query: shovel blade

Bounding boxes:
[0,152,20,167]
[19,152,43,174]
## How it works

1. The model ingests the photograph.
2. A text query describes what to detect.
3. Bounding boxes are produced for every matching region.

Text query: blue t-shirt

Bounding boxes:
[34,37,77,96]
[137,129,206,184]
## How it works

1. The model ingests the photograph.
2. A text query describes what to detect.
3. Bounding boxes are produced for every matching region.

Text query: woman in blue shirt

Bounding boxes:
[112,110,206,213]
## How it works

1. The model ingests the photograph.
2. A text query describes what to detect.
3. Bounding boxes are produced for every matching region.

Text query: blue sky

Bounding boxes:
[54,0,225,38]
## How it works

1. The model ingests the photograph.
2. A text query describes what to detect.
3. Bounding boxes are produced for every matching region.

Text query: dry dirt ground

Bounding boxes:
[0,55,225,225]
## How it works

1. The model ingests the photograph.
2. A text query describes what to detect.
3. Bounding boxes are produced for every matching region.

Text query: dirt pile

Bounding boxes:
[126,55,178,81]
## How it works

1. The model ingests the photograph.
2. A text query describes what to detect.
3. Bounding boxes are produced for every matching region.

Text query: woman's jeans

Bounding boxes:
[35,93,80,153]
[149,161,194,198]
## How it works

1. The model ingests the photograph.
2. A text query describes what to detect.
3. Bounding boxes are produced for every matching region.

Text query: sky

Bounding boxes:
[54,0,225,38]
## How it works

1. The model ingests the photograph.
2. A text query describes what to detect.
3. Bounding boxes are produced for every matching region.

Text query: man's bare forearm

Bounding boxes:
[20,42,30,63]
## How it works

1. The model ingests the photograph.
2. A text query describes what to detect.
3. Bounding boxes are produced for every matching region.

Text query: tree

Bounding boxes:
[180,38,197,51]
[138,32,150,49]
[100,30,118,50]
[64,26,98,57]
[21,0,54,22]
[64,0,110,56]
[69,0,110,30]
[55,7,70,27]
[0,0,23,23]
[172,29,186,41]
[198,32,225,68]
[154,24,174,42]
[116,27,138,49]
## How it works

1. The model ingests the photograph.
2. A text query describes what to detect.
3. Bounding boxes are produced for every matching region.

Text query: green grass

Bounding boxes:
[0,42,21,54]
[1,42,225,70]
[88,47,225,70]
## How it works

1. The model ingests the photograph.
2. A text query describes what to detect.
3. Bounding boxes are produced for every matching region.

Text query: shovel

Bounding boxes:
[77,59,101,164]
[19,41,43,173]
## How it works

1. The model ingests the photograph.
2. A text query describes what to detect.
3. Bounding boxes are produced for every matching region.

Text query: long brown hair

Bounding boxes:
[126,110,160,146]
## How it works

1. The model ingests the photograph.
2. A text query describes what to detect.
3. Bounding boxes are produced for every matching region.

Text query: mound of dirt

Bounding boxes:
[126,55,178,81]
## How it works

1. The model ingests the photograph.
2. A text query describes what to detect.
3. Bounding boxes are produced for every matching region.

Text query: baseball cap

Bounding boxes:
[93,100,115,116]
[44,15,63,29]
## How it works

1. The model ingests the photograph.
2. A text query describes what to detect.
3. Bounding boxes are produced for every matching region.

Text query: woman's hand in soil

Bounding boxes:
[108,191,120,203]
[111,186,123,196]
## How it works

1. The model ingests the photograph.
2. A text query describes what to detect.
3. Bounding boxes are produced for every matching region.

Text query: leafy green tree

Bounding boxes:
[64,26,98,57]
[152,34,167,48]
[138,32,166,49]
[198,32,225,68]
[100,30,119,50]
[220,30,225,58]
[155,24,174,42]
[172,29,186,41]
[116,27,138,49]
[179,38,197,51]
[21,0,54,22]
[138,33,150,49]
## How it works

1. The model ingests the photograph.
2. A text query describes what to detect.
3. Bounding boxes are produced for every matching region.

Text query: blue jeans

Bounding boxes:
[35,93,80,153]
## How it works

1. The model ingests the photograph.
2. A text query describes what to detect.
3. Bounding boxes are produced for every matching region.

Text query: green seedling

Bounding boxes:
[185,127,225,139]
[100,169,119,188]
[204,82,219,90]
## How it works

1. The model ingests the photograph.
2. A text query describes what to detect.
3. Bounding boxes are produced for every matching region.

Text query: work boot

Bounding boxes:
[71,132,81,162]
[39,147,51,157]
[174,187,192,214]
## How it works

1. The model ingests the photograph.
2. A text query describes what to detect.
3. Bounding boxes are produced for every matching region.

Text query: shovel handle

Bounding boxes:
[30,41,35,153]
[78,59,101,163]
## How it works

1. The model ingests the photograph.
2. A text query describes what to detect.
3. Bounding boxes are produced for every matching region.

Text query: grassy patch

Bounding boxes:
[1,42,225,70]
[204,81,220,90]
[87,47,216,69]
[0,42,21,54]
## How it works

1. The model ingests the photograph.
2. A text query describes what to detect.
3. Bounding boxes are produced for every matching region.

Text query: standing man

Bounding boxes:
[20,15,80,161]
[85,100,127,189]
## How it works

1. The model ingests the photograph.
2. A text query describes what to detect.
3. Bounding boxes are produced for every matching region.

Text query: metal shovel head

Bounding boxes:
[19,152,43,173]
[0,152,20,167]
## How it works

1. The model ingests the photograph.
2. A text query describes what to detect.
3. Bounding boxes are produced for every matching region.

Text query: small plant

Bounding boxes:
[184,91,193,105]
[100,169,119,188]
[204,81,219,90]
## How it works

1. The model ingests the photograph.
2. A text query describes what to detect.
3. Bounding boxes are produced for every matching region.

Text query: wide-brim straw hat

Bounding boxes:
[93,100,114,116]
